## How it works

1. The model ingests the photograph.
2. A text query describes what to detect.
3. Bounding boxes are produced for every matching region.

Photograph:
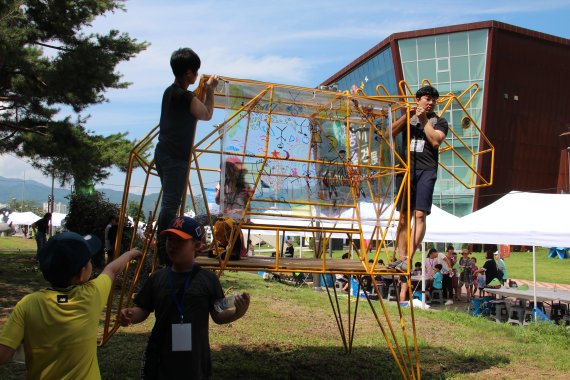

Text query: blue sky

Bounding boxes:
[2,0,570,194]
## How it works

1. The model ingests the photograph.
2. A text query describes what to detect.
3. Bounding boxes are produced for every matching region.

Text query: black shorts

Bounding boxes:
[396,169,437,215]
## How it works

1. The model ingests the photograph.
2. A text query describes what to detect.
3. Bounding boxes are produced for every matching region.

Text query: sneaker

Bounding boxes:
[395,261,408,272]
[388,257,407,269]
[388,259,402,269]
[445,300,454,306]
[399,301,409,307]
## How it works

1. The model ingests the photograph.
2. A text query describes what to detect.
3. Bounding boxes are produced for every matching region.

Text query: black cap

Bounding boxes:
[38,232,101,287]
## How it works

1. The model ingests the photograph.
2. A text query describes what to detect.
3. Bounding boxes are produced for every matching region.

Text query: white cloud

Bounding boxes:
[9,0,570,193]
[0,155,56,187]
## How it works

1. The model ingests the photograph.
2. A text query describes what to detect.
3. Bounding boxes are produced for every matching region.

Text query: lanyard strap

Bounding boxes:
[168,267,194,323]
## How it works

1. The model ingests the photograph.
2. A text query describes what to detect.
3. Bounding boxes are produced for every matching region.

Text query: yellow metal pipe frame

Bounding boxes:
[100,76,495,380]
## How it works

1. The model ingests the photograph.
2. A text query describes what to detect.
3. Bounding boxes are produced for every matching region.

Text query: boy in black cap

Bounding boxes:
[118,216,251,379]
[0,232,141,379]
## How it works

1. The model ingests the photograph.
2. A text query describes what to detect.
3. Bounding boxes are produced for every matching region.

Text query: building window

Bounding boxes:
[398,29,489,216]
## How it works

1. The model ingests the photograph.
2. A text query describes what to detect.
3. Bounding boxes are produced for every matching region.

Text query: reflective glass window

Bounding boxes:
[417,36,436,60]
[469,30,488,54]
[403,61,419,86]
[450,32,468,56]
[450,56,469,82]
[418,59,436,82]
[469,54,485,80]
[436,35,449,57]
[399,39,417,62]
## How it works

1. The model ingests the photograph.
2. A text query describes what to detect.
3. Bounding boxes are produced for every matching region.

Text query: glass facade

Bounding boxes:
[398,29,488,216]
[330,30,488,216]
[335,48,398,96]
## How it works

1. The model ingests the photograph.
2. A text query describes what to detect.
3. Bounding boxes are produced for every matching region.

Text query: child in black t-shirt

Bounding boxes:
[119,216,250,379]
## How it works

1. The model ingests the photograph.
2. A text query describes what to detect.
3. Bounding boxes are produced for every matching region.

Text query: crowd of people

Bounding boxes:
[332,245,509,307]
[397,245,507,305]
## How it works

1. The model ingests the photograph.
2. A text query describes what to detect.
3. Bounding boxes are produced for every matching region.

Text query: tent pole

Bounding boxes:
[533,246,537,320]
[421,241,426,309]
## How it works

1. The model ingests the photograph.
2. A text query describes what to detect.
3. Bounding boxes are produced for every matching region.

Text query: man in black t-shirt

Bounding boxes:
[388,86,448,302]
[155,48,219,265]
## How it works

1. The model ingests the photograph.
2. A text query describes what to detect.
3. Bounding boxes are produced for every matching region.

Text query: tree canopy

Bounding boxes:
[0,1,149,186]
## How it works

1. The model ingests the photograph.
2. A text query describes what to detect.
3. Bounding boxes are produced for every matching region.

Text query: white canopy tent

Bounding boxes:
[51,212,67,228]
[435,191,570,314]
[7,211,40,226]
[439,191,570,246]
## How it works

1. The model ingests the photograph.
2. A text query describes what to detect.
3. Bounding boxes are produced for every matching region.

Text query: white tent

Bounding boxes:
[51,212,67,228]
[7,211,40,225]
[438,191,570,313]
[443,192,570,246]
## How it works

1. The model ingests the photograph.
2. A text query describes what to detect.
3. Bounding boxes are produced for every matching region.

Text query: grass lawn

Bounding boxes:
[0,236,36,252]
[1,251,570,379]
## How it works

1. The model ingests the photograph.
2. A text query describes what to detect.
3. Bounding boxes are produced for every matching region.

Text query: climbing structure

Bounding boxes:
[101,76,494,380]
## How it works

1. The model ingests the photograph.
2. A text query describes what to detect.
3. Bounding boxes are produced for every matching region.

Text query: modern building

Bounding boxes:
[321,20,570,216]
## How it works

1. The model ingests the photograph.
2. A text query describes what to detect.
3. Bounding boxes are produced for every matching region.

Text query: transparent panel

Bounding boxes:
[418,59,436,82]
[417,36,436,60]
[450,56,469,82]
[209,79,396,223]
[436,35,449,57]
[452,109,464,130]
[469,29,488,54]
[403,61,418,85]
[399,39,417,62]
[436,82,450,93]
[449,32,468,56]
[437,70,450,83]
[469,88,484,109]
[469,54,485,80]
[437,58,449,71]
[451,81,469,96]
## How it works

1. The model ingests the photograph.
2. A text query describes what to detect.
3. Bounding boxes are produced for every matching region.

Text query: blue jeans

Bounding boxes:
[35,232,46,257]
[155,149,189,264]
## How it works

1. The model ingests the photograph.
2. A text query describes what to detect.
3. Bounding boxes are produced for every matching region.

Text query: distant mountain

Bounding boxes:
[0,176,161,213]
[0,176,72,206]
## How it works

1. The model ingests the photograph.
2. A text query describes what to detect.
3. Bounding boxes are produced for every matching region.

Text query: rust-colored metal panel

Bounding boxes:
[476,27,570,208]
[557,149,569,193]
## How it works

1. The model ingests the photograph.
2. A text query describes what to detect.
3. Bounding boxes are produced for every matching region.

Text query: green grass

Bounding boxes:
[1,252,570,379]
[0,236,36,252]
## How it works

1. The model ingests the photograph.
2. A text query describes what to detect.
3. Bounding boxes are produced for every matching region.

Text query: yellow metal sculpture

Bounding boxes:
[101,76,494,380]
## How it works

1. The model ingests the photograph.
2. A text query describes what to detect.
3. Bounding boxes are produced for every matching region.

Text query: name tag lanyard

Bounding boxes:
[168,267,194,323]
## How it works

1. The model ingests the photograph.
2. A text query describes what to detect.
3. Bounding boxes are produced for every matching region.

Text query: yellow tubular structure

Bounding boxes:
[100,76,494,379]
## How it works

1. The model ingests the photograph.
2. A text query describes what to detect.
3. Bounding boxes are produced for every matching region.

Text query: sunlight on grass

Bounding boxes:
[1,256,570,379]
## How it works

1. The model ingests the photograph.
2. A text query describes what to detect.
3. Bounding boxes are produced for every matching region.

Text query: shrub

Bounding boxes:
[65,191,120,267]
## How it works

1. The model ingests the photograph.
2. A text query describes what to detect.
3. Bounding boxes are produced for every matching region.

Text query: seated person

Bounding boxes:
[335,252,351,292]
[211,217,244,260]
[216,156,253,221]
[284,240,294,258]
[212,156,252,260]
[432,264,443,291]
[412,262,422,276]
[335,273,349,292]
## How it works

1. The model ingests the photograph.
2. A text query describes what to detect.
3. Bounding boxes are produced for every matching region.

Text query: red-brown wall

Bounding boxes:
[476,27,570,208]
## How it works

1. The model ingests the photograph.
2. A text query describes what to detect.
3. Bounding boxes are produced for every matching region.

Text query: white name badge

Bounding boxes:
[410,138,425,153]
[172,323,192,351]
